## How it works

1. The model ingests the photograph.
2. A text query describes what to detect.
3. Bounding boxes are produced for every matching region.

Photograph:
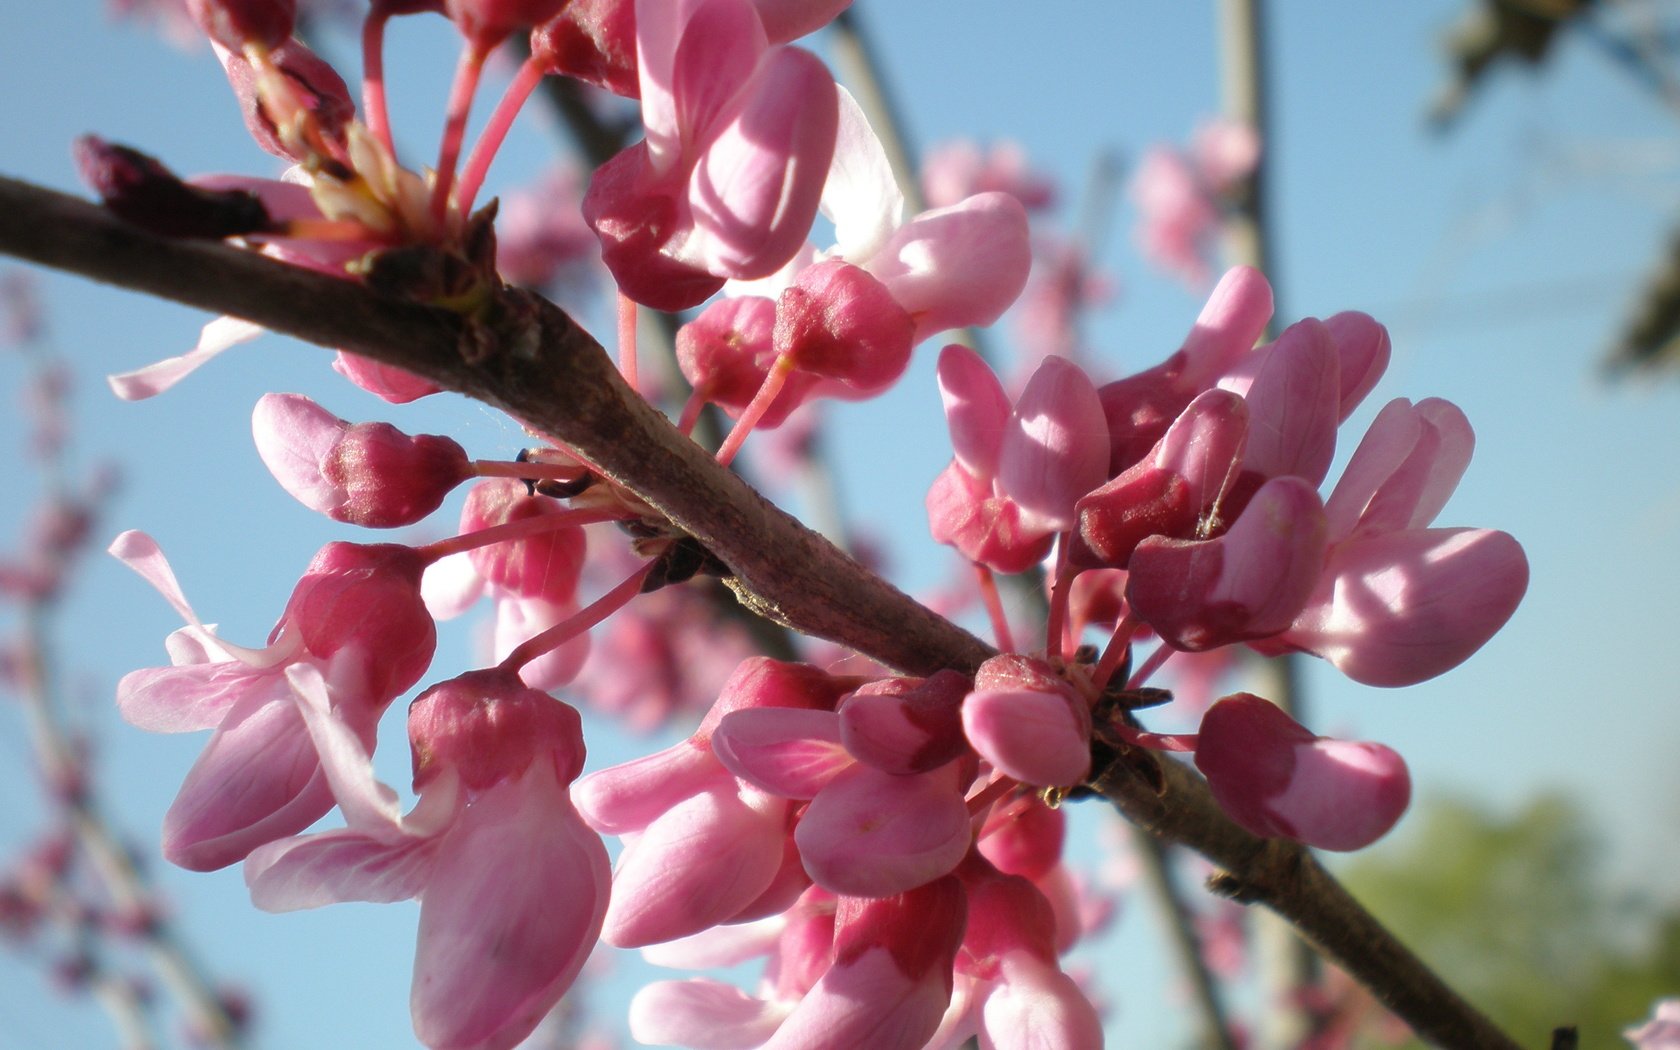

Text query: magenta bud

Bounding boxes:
[283,543,436,702]
[408,667,587,792]
[775,260,915,397]
[186,0,295,50]
[837,670,970,775]
[73,136,272,240]
[531,0,639,98]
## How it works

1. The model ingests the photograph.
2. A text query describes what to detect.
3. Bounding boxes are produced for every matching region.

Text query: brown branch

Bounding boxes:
[0,172,1520,1049]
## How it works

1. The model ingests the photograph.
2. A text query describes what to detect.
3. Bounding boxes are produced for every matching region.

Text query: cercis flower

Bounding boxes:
[582,0,842,310]
[112,530,435,871]
[927,344,1109,574]
[423,479,591,691]
[245,666,609,1050]
[252,393,471,528]
[1194,693,1411,851]
[1626,999,1680,1050]
[1130,117,1259,288]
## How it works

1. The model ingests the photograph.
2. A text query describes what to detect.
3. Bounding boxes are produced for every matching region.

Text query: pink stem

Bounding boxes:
[455,56,546,215]
[617,292,639,393]
[360,9,397,157]
[1092,613,1138,692]
[965,772,1019,818]
[431,41,492,225]
[470,458,588,483]
[1109,719,1197,754]
[1044,541,1074,662]
[973,562,1015,653]
[416,506,622,563]
[675,391,707,437]
[715,355,795,467]
[498,559,657,674]
[1126,642,1176,691]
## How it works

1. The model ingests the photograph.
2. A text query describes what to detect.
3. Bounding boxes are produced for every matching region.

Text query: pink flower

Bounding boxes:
[422,479,590,691]
[928,345,1109,574]
[112,530,435,870]
[921,139,1056,212]
[1130,118,1259,288]
[245,667,609,1050]
[1256,397,1530,686]
[1194,693,1411,851]
[251,393,471,527]
[1627,999,1680,1050]
[582,0,841,310]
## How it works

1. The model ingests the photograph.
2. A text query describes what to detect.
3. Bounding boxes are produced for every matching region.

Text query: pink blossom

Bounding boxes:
[921,139,1056,212]
[245,667,609,1050]
[574,659,851,947]
[1627,999,1680,1050]
[928,345,1109,574]
[1257,397,1529,686]
[961,655,1092,788]
[1194,693,1410,851]
[1130,118,1259,288]
[582,0,840,310]
[422,479,590,691]
[251,393,471,527]
[112,531,435,870]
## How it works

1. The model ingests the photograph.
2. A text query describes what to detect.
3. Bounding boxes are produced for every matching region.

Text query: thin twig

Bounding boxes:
[1129,828,1240,1050]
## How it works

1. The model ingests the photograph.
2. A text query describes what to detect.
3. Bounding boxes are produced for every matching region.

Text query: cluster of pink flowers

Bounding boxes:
[93,1,1533,1048]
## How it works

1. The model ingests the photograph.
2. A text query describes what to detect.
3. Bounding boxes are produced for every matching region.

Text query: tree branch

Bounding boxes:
[0,172,1519,1050]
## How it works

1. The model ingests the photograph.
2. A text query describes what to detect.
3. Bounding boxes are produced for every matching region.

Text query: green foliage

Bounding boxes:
[1340,794,1679,1049]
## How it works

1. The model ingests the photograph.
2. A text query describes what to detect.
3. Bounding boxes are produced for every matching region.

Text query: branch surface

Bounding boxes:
[0,173,1519,1049]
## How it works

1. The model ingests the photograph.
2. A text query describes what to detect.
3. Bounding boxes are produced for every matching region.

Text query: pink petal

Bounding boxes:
[712,707,851,798]
[1281,527,1528,687]
[1323,398,1474,541]
[572,743,719,834]
[1324,311,1390,422]
[1177,265,1275,390]
[639,913,785,969]
[795,763,970,897]
[655,0,767,169]
[251,392,349,517]
[977,953,1105,1050]
[1220,319,1340,486]
[680,46,838,279]
[161,687,334,871]
[628,979,791,1049]
[107,316,262,401]
[998,356,1109,534]
[866,192,1030,344]
[602,783,786,946]
[821,84,904,262]
[109,530,275,666]
[1267,736,1411,851]
[420,552,485,621]
[962,688,1091,787]
[1127,476,1328,650]
[766,946,953,1050]
[412,767,610,1050]
[936,344,1012,482]
[244,826,442,911]
[752,0,850,44]
[117,658,282,734]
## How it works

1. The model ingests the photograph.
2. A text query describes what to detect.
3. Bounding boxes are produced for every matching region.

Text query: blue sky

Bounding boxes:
[0,2,1678,1047]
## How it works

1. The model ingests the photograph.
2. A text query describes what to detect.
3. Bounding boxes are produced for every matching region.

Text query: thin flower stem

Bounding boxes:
[417,506,623,563]
[1092,613,1138,691]
[1044,543,1073,661]
[973,563,1014,653]
[675,391,707,437]
[964,772,1019,819]
[360,9,397,156]
[469,458,587,482]
[432,41,491,225]
[715,355,795,467]
[456,56,547,215]
[498,559,657,673]
[1127,640,1175,692]
[617,292,639,393]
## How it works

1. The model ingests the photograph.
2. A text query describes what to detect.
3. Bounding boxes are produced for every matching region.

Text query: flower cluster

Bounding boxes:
[94,1,1530,1048]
